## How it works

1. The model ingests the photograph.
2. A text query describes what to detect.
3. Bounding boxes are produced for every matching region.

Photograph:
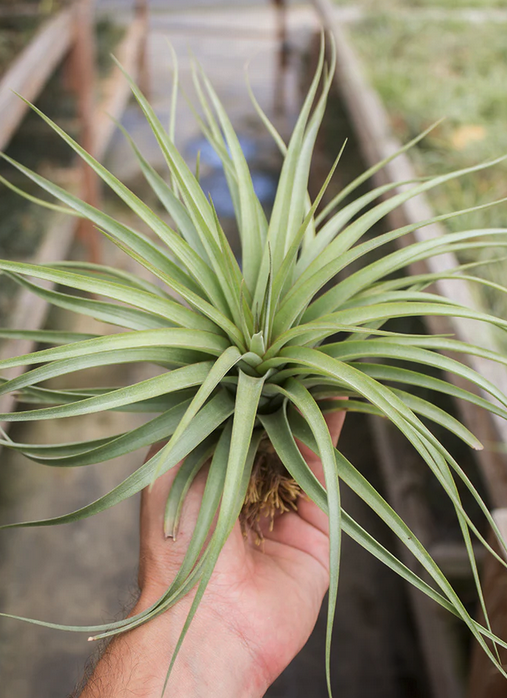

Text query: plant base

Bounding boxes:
[240,438,302,543]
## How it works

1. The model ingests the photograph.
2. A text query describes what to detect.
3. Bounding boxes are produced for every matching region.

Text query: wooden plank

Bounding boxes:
[370,415,465,698]
[0,8,75,152]
[311,0,507,509]
[134,0,150,98]
[466,509,507,698]
[94,16,147,160]
[67,0,101,263]
[0,15,148,432]
[0,212,77,429]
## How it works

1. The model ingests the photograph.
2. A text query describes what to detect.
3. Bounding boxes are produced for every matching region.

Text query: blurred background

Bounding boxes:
[0,0,506,696]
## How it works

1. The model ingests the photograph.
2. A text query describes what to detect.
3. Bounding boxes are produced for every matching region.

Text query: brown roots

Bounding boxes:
[240,438,302,544]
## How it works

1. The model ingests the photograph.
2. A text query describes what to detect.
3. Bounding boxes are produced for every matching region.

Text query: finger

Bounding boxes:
[138,447,211,591]
[325,407,347,447]
[140,450,209,546]
[139,442,172,537]
[263,510,330,580]
[297,401,346,482]
[295,400,346,534]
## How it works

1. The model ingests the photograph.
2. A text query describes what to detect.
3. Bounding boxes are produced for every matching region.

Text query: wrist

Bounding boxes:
[129,588,270,698]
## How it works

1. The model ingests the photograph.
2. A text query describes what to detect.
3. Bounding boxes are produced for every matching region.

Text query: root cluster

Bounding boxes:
[240,440,302,544]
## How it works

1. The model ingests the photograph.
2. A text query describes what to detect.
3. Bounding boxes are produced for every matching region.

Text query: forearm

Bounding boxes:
[79,593,268,698]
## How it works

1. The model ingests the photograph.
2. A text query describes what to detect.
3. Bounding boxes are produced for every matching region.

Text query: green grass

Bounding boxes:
[349,15,507,321]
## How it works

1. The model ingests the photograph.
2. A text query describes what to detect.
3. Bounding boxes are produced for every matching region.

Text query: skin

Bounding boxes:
[79,409,345,698]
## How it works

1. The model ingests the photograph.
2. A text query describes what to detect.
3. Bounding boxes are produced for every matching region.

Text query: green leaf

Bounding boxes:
[5,272,172,332]
[391,387,482,449]
[282,347,507,566]
[0,328,98,345]
[47,260,174,298]
[3,98,233,315]
[95,226,246,349]
[117,121,209,262]
[2,382,197,414]
[164,437,217,538]
[268,299,507,359]
[110,61,245,322]
[0,172,79,216]
[17,400,193,468]
[0,391,234,530]
[252,35,328,310]
[262,407,507,652]
[320,337,507,410]
[156,346,243,477]
[0,259,217,333]
[305,226,507,322]
[0,362,212,421]
[153,372,266,686]
[277,206,507,338]
[1,154,209,300]
[197,65,264,293]
[268,379,341,697]
[356,362,507,422]
[297,178,416,276]
[287,409,507,672]
[0,328,228,372]
[268,142,346,337]
[314,118,444,227]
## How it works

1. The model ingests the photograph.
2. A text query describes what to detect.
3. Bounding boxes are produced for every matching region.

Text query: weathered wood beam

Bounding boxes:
[0,8,75,152]
[94,16,147,160]
[370,415,465,698]
[0,14,148,431]
[67,0,101,263]
[467,509,507,698]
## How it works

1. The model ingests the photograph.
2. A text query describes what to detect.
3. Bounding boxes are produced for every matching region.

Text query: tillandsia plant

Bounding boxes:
[3,37,507,694]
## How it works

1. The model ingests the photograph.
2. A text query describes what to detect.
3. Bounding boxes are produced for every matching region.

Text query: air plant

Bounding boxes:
[1,38,507,695]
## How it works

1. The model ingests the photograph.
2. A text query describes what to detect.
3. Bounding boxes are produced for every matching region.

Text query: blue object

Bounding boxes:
[200,170,277,218]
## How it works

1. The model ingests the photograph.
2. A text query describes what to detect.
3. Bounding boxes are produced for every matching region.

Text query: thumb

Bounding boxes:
[325,403,347,447]
[297,397,347,467]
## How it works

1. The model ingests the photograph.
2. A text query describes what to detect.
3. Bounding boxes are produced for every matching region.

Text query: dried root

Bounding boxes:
[240,439,302,544]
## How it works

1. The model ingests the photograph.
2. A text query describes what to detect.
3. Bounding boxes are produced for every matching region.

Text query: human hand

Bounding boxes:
[80,409,345,698]
[136,408,345,697]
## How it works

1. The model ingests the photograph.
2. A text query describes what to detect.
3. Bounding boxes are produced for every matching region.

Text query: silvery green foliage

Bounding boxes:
[1,40,507,695]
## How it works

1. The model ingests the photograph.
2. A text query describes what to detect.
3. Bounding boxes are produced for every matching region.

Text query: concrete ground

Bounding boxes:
[0,4,425,697]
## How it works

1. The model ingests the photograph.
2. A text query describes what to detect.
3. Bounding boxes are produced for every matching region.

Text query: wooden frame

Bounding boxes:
[0,8,76,153]
[0,1,149,430]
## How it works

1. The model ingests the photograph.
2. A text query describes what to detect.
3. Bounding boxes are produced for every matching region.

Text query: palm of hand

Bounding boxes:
[138,410,344,690]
